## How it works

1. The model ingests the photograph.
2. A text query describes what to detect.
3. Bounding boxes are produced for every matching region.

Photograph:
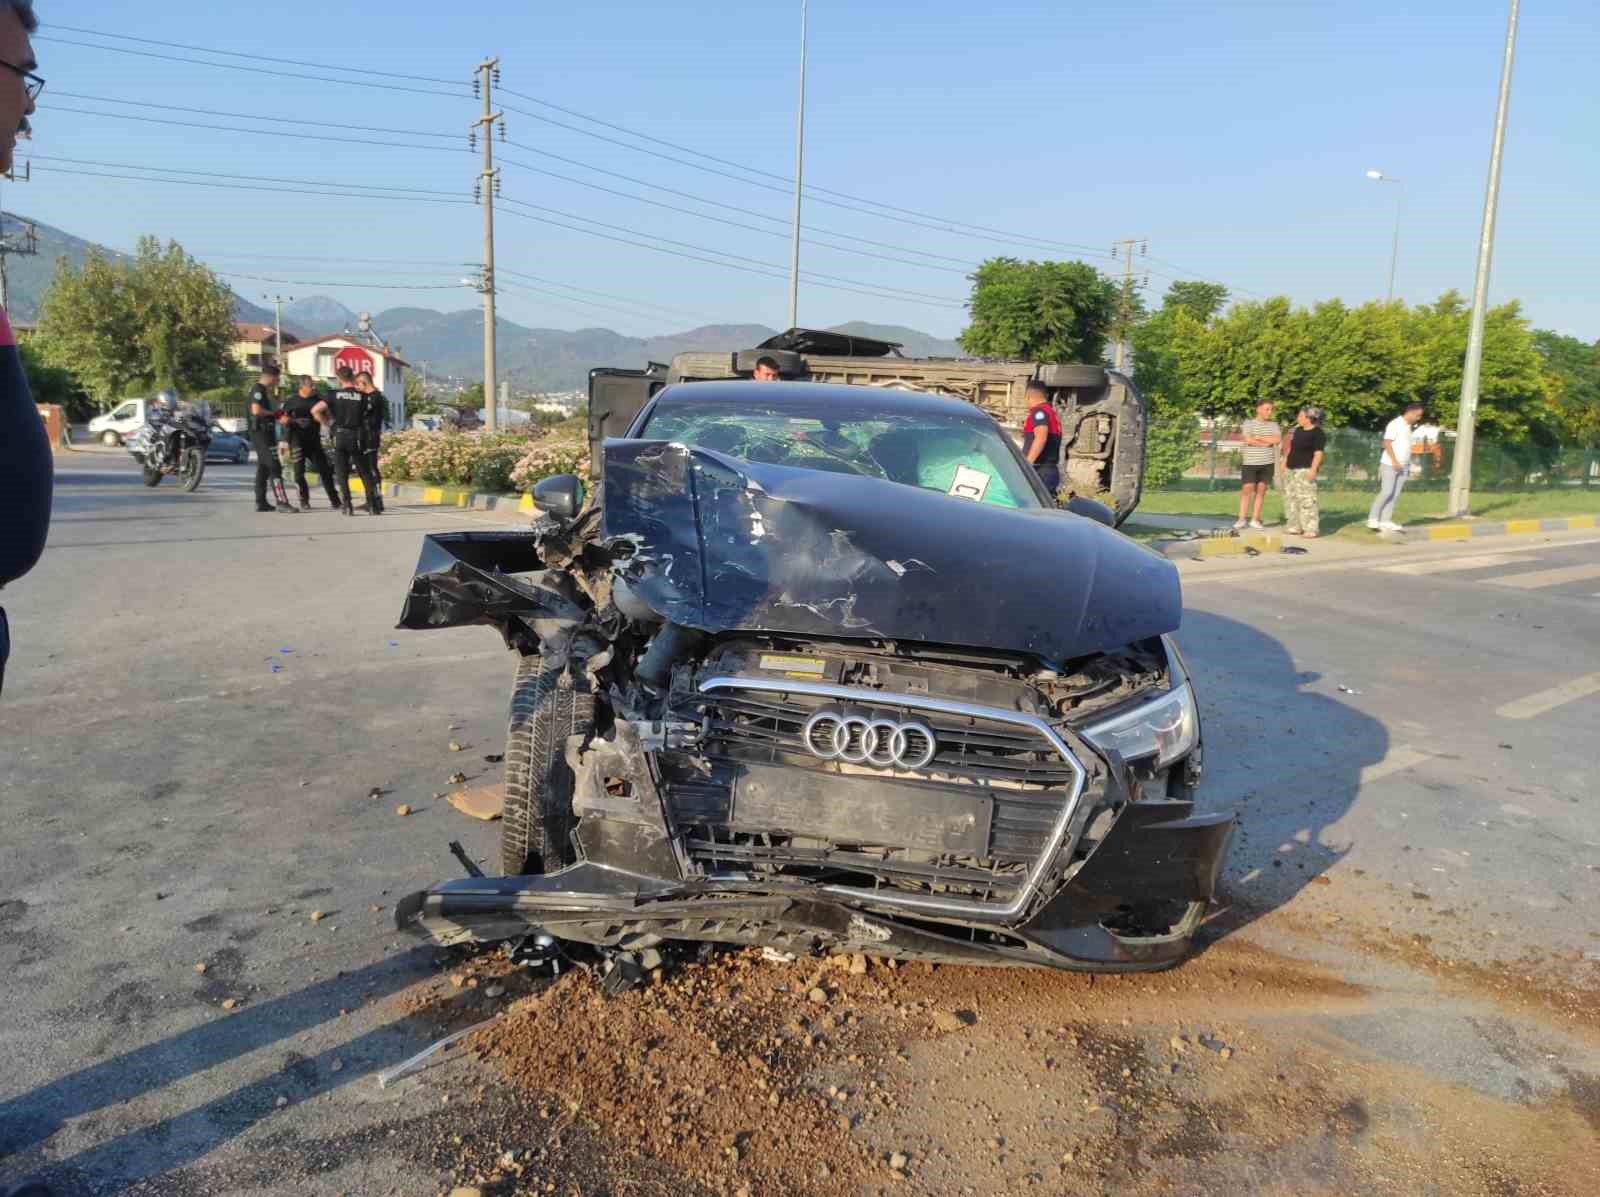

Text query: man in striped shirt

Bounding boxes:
[1234,400,1281,530]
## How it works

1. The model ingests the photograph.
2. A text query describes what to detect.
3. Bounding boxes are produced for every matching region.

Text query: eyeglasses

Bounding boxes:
[0,60,44,102]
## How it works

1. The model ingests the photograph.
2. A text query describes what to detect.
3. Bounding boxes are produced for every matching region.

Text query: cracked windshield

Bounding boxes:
[640,399,1041,508]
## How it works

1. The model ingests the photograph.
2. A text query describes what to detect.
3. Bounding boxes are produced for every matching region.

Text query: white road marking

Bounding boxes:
[1358,746,1432,786]
[1379,553,1519,576]
[1495,672,1600,720]
[1488,563,1600,590]
[1183,534,1600,586]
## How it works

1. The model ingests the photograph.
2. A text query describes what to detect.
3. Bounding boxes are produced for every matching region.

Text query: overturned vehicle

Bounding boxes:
[396,380,1232,972]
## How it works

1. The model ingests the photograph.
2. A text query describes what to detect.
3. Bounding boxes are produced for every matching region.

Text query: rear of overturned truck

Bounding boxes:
[396,432,1232,973]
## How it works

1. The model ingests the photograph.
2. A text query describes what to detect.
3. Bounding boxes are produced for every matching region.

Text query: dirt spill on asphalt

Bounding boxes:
[392,929,1599,1196]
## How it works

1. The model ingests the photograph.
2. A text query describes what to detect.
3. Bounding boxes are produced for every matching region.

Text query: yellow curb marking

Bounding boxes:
[1423,525,1472,540]
[1502,519,1541,535]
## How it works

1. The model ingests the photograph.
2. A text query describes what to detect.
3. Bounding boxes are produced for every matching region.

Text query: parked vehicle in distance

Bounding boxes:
[396,380,1229,975]
[87,398,148,446]
[205,424,251,464]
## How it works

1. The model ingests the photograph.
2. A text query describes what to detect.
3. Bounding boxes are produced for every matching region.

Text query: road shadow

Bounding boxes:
[1174,609,1390,944]
[0,947,444,1194]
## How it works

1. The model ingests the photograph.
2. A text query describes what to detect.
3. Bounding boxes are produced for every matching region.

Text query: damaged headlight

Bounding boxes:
[1079,682,1199,769]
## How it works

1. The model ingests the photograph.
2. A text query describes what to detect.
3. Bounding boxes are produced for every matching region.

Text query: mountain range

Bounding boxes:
[4,214,964,392]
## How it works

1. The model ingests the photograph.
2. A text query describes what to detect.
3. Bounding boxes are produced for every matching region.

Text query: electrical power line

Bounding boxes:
[44,23,473,88]
[32,155,464,197]
[495,268,720,323]
[213,269,464,290]
[52,91,461,140]
[499,195,964,306]
[32,165,475,206]
[34,34,469,99]
[498,202,964,310]
[39,104,471,155]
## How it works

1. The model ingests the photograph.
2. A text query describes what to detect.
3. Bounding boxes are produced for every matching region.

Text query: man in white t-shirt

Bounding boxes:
[1366,401,1426,532]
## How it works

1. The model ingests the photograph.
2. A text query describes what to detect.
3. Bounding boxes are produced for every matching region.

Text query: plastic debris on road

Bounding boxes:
[375,1017,497,1089]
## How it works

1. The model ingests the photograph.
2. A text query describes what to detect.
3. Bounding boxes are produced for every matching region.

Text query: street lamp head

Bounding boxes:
[1366,169,1384,180]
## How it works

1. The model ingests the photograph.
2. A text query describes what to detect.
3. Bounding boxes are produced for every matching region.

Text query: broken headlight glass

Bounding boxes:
[1079,681,1198,769]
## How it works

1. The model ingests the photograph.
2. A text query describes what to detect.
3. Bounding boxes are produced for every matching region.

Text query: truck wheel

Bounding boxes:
[142,466,162,487]
[500,653,594,877]
[101,430,122,446]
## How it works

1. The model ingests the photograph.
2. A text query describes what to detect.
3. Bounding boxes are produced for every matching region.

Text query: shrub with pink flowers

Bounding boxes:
[378,425,588,494]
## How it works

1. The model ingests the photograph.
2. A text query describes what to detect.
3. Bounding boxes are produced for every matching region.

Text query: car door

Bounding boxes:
[587,366,665,462]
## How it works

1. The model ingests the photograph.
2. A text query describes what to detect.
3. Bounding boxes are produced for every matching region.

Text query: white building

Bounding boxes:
[280,334,409,428]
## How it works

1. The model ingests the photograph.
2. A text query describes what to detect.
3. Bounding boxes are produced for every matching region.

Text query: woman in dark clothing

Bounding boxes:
[1282,406,1327,537]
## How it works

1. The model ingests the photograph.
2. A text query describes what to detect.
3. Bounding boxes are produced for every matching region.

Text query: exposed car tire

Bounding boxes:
[101,430,122,446]
[142,466,162,487]
[500,652,594,877]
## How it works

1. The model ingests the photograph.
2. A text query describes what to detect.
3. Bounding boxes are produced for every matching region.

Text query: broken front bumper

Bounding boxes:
[397,797,1233,973]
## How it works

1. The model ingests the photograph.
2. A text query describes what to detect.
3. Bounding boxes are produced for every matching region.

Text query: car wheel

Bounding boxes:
[101,430,121,446]
[236,444,250,464]
[500,652,594,877]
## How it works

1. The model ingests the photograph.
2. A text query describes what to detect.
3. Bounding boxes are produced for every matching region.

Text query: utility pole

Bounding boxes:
[1448,0,1519,519]
[787,0,808,330]
[473,57,503,432]
[264,293,292,373]
[0,165,37,312]
[1110,238,1147,372]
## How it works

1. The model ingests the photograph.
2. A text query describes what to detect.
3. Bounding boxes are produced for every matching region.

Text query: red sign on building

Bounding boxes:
[333,345,376,378]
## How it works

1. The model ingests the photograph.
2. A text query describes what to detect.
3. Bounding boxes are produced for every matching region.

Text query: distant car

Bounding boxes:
[87,398,149,446]
[205,424,251,464]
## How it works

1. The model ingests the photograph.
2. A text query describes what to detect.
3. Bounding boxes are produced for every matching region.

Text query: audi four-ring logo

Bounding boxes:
[801,709,938,770]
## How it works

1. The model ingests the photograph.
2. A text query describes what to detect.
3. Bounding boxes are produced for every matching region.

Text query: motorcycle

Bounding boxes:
[126,393,211,493]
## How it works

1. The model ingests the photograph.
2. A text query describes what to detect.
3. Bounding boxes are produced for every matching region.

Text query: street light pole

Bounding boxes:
[787,0,807,331]
[1364,170,1403,303]
[1448,0,1520,518]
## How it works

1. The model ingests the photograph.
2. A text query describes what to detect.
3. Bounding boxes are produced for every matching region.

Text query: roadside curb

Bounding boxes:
[1151,514,1598,560]
[309,473,535,515]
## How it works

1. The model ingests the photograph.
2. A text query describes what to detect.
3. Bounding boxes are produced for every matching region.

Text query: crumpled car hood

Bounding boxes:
[602,439,1180,663]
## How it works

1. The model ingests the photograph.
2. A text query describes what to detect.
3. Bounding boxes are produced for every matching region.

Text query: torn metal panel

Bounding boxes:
[602,439,1180,664]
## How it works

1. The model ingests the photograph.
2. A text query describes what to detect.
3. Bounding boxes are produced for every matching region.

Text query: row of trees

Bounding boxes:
[960,257,1600,486]
[30,237,243,410]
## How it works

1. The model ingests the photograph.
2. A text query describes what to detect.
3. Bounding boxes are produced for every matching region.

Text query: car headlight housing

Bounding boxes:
[1079,681,1199,770]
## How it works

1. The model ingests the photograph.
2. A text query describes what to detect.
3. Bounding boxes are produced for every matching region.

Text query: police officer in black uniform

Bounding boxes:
[249,364,296,513]
[330,366,381,516]
[356,370,386,514]
[284,375,340,509]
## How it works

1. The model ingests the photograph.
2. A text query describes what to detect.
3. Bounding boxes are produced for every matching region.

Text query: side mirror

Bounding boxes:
[1064,495,1116,527]
[533,473,584,519]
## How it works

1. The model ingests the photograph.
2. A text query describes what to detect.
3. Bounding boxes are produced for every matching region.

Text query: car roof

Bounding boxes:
[652,379,997,423]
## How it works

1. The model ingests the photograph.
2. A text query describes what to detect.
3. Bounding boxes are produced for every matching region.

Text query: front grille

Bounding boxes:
[660,679,1089,919]
[701,690,1079,789]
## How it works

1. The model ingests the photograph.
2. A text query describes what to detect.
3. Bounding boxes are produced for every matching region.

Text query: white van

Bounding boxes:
[87,398,147,446]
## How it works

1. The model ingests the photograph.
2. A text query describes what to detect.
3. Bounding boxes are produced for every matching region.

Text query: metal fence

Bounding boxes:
[1186,423,1600,492]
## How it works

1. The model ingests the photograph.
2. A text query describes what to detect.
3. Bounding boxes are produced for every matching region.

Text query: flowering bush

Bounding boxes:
[378,427,588,494]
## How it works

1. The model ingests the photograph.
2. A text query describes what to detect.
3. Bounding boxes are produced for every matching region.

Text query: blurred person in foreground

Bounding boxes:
[0,0,47,700]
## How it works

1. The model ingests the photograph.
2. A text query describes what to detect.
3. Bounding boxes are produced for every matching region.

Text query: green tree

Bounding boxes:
[36,236,238,405]
[1173,296,1316,420]
[17,339,90,419]
[1531,329,1600,449]
[1406,293,1550,441]
[1301,301,1423,429]
[1129,282,1229,486]
[404,371,445,417]
[959,258,1117,363]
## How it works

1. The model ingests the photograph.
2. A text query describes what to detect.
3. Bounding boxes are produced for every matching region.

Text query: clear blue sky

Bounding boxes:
[12,1,1596,341]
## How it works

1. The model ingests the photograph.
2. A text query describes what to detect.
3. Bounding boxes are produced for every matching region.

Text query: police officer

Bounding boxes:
[1021,379,1064,499]
[249,364,296,513]
[330,366,381,516]
[355,370,386,514]
[283,375,340,509]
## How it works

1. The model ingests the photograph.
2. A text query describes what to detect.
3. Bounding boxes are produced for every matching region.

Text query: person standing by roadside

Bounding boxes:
[356,370,386,514]
[1282,406,1327,538]
[249,364,296,513]
[330,366,380,516]
[0,0,46,700]
[1020,379,1063,499]
[1234,400,1280,530]
[1367,401,1425,533]
[284,376,339,509]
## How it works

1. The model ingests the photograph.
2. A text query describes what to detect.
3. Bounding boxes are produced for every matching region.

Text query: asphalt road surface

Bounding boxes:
[2,452,1596,1195]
